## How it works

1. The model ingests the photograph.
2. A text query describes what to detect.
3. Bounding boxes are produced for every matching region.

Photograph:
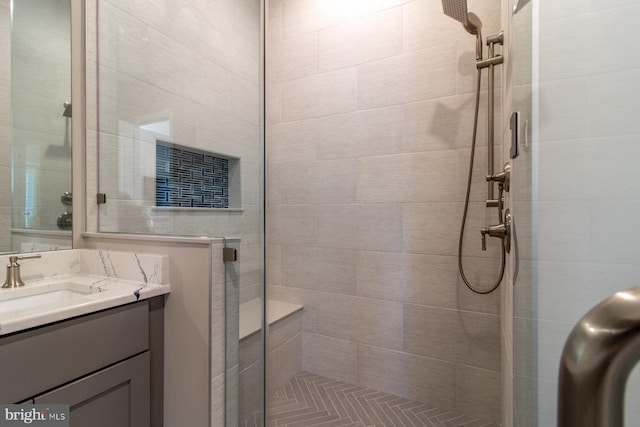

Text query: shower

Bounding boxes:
[441,0,483,60]
[441,0,510,294]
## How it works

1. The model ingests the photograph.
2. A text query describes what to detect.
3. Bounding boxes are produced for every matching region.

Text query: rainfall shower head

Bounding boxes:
[441,0,483,60]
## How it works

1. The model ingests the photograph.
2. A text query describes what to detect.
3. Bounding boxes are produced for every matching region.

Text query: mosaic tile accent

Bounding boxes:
[155,142,229,208]
[266,372,501,427]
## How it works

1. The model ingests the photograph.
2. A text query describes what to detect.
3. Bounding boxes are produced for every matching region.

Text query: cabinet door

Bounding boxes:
[34,352,150,427]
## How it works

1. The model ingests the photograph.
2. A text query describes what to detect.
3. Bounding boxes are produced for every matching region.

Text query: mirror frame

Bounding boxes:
[7,0,80,253]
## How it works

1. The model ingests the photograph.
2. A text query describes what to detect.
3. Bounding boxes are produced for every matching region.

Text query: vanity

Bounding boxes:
[0,250,170,426]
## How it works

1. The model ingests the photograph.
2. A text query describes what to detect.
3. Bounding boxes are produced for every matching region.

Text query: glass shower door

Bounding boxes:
[511,1,640,425]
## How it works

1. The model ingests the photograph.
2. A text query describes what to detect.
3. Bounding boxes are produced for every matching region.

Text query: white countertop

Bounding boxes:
[0,274,170,336]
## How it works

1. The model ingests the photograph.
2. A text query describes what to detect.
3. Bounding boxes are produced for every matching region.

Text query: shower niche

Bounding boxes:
[155,141,241,210]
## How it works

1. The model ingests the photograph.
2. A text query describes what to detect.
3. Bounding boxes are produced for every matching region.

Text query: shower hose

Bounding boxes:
[458,68,506,294]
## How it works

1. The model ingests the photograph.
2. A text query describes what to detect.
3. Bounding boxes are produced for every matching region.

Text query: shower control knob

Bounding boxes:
[480,222,509,251]
[486,163,511,192]
[479,211,513,253]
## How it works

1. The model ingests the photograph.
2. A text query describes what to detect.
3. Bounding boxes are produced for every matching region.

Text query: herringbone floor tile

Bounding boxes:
[265,372,500,427]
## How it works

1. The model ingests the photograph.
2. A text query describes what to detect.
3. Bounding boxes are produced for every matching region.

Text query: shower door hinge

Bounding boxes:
[223,248,237,263]
[97,193,107,204]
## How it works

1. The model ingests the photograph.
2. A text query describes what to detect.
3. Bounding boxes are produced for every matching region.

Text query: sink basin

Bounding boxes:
[0,282,100,316]
[0,267,169,336]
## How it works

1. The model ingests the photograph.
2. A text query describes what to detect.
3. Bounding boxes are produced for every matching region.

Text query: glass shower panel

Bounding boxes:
[511,1,640,426]
[510,1,536,425]
[225,237,266,426]
[93,0,264,425]
[95,0,262,238]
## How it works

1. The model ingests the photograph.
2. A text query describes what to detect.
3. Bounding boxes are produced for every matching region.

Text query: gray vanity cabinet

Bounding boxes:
[35,352,150,426]
[0,297,165,427]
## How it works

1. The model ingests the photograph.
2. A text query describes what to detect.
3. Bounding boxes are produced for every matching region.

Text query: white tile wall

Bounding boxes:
[269,120,317,164]
[280,160,357,205]
[315,204,403,251]
[269,32,317,83]
[317,8,403,72]
[403,92,489,153]
[268,330,302,391]
[589,69,640,137]
[357,152,459,203]
[279,0,413,40]
[358,343,457,410]
[282,246,356,294]
[403,203,462,256]
[537,78,590,142]
[316,106,404,159]
[358,44,458,109]
[267,205,316,246]
[356,251,457,306]
[456,364,501,421]
[282,68,358,120]
[317,292,404,350]
[404,304,501,371]
[302,333,358,384]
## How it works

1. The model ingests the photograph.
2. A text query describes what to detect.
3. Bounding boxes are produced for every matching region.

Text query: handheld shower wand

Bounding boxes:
[441,0,483,60]
[441,0,508,294]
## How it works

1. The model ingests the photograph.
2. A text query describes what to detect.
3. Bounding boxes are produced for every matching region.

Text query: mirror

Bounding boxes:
[1,0,73,253]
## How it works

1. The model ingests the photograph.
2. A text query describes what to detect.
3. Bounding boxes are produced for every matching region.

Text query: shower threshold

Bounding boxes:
[265,371,500,427]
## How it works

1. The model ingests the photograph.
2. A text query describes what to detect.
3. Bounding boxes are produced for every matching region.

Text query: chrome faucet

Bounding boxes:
[2,254,42,288]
